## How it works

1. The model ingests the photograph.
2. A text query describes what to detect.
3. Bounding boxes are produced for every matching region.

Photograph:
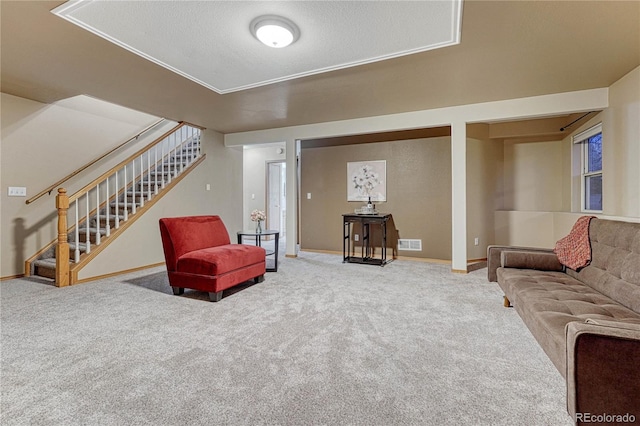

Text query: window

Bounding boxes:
[575,123,602,212]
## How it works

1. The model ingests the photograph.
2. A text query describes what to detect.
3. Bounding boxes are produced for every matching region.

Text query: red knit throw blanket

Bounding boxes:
[554,216,596,270]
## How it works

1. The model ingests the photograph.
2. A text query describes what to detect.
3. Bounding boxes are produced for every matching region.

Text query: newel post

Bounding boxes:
[55,188,70,287]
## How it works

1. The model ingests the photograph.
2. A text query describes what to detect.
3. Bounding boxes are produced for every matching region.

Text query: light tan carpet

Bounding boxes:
[1,251,572,425]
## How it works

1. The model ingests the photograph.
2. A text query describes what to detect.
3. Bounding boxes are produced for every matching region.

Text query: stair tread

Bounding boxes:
[111,199,140,204]
[33,258,57,267]
[33,257,76,268]
[78,227,107,235]
[89,228,107,235]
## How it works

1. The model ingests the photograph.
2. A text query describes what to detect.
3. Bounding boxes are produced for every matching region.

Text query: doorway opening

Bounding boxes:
[266,160,286,238]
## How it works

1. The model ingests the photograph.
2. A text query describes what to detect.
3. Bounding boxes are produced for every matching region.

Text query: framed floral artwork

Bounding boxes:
[347,160,386,202]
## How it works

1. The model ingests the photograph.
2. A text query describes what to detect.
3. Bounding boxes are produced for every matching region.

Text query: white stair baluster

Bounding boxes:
[124,165,129,219]
[131,160,137,215]
[174,132,178,175]
[105,178,111,237]
[180,127,185,174]
[161,140,166,188]
[115,171,120,229]
[191,128,196,165]
[139,155,145,208]
[147,150,151,201]
[185,127,192,167]
[168,133,174,182]
[154,145,159,194]
[95,183,101,246]
[197,129,202,156]
[85,192,91,254]
[74,201,80,262]
[194,128,199,159]
[174,132,179,176]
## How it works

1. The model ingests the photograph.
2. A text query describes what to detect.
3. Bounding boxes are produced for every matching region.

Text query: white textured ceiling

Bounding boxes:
[52,0,462,94]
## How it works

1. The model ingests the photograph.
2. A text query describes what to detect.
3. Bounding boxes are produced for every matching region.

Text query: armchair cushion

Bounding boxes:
[177,245,266,276]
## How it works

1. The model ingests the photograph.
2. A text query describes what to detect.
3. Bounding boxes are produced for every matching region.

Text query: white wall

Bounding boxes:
[242,145,285,231]
[502,139,564,211]
[467,133,503,260]
[495,211,640,248]
[603,66,640,217]
[495,66,640,248]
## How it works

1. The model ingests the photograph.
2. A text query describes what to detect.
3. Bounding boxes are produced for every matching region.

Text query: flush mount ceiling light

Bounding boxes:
[250,15,300,48]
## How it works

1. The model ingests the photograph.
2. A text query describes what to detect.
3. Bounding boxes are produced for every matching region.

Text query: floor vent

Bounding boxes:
[398,239,422,251]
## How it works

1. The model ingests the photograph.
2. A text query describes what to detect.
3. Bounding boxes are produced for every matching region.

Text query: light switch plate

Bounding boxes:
[8,187,27,197]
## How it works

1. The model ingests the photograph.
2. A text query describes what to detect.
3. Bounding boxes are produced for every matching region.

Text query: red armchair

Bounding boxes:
[159,215,266,302]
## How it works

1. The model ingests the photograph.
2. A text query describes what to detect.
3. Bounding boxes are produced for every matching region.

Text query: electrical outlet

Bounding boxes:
[307,193,311,199]
[474,237,479,246]
[8,187,27,197]
[354,234,359,242]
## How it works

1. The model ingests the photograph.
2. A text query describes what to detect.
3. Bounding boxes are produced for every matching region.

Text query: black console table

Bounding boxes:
[342,213,392,266]
[237,230,279,272]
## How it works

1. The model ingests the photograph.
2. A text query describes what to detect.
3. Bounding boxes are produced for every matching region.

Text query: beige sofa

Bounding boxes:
[488,218,640,424]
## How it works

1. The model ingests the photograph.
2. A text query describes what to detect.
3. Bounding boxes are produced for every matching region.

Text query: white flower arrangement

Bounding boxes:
[352,164,380,197]
[250,209,266,222]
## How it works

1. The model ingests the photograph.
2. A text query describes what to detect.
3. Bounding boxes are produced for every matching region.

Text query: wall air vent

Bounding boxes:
[398,239,422,251]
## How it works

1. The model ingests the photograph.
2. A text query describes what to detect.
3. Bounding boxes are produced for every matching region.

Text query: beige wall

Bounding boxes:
[502,139,565,211]
[603,66,640,217]
[300,137,452,260]
[0,93,172,278]
[79,129,243,280]
[495,211,640,248]
[495,66,640,248]
[466,125,503,260]
[1,94,243,279]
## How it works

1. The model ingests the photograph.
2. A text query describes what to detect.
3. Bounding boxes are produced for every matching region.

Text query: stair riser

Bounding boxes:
[136,182,161,191]
[94,218,123,227]
[109,205,136,214]
[76,233,100,244]
[34,265,56,280]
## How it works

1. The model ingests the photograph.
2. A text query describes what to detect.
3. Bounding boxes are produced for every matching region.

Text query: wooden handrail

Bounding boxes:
[26,118,166,205]
[66,122,199,203]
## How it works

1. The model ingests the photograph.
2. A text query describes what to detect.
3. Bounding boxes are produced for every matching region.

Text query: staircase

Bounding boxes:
[26,123,205,285]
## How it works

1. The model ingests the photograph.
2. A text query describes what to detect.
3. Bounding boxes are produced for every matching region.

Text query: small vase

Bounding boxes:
[256,220,262,233]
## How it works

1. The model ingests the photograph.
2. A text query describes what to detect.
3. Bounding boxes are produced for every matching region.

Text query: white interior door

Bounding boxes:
[267,161,286,237]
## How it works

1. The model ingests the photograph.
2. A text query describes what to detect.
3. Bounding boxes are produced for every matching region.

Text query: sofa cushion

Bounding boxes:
[497,267,640,374]
[177,245,266,276]
[566,219,640,314]
[499,269,640,323]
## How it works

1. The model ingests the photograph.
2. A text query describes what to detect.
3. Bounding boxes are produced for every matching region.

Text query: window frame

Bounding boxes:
[574,123,603,213]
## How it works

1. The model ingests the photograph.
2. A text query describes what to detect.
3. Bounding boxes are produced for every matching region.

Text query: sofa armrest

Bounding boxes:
[500,250,564,272]
[486,245,555,282]
[566,320,640,423]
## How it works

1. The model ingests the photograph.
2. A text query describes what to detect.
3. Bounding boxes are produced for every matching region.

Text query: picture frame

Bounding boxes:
[347,160,386,202]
